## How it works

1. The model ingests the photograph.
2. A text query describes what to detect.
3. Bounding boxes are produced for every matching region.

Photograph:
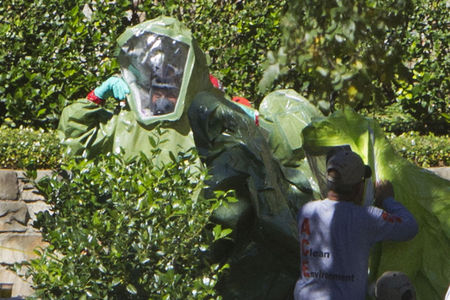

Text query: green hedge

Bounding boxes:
[0,127,447,169]
[16,150,233,299]
[388,131,449,168]
[1,0,447,135]
[0,125,62,169]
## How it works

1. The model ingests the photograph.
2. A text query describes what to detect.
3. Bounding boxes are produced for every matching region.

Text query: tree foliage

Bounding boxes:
[260,0,448,133]
[260,0,413,108]
[394,0,449,133]
[18,148,233,299]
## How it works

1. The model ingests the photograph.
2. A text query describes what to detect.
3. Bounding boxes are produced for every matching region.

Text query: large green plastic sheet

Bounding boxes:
[301,108,450,300]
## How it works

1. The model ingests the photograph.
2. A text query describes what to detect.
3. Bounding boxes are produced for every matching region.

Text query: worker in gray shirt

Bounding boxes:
[294,150,418,300]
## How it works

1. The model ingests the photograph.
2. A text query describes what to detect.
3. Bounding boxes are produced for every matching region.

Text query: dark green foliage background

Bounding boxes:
[0,0,126,128]
[18,149,233,299]
[0,0,447,147]
[394,0,449,133]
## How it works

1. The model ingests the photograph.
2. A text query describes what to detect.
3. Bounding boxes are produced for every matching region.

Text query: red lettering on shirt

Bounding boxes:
[301,239,310,256]
[301,218,311,236]
[302,260,310,278]
[381,211,403,223]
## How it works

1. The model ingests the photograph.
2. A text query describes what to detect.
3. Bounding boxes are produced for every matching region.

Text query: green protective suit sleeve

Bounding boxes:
[302,108,450,300]
[57,99,115,157]
[188,90,304,300]
[57,98,198,166]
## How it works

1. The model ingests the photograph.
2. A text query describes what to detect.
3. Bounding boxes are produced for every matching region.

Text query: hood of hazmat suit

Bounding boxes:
[117,17,210,124]
[58,16,212,165]
[301,108,450,300]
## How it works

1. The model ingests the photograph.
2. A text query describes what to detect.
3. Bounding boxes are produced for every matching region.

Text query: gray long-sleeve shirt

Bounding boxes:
[294,197,418,300]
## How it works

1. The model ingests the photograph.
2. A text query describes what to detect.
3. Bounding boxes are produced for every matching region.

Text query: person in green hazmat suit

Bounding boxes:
[58,16,314,299]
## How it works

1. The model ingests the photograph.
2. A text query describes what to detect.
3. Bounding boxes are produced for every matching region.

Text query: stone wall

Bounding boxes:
[0,167,448,298]
[0,170,51,299]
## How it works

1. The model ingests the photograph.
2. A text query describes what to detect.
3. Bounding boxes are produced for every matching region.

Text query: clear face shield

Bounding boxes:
[118,32,189,118]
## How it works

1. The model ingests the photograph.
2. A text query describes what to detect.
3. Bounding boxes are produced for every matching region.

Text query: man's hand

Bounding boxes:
[374,180,394,207]
[94,76,129,100]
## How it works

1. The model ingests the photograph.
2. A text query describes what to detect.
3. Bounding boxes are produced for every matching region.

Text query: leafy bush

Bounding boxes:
[0,0,446,136]
[394,0,449,133]
[368,102,422,135]
[1,125,447,170]
[370,103,449,168]
[0,0,285,129]
[388,131,449,168]
[17,149,233,299]
[0,125,62,169]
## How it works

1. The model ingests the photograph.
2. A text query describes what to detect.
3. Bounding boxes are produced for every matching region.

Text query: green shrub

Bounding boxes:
[17,149,233,299]
[261,0,449,134]
[0,125,62,169]
[368,102,422,135]
[388,131,449,168]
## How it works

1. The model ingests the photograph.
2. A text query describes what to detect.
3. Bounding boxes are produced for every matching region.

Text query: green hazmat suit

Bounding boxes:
[58,16,314,299]
[300,108,450,300]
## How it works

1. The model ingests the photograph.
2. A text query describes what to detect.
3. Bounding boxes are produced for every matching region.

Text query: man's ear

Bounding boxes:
[327,169,340,182]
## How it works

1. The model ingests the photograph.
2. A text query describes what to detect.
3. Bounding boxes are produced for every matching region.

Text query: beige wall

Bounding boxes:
[0,170,51,298]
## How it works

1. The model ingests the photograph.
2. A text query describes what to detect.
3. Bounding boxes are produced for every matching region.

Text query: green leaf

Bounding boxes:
[126,284,137,295]
[37,108,46,117]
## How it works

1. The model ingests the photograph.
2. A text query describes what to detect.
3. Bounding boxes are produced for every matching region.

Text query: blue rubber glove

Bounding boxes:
[94,76,130,100]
